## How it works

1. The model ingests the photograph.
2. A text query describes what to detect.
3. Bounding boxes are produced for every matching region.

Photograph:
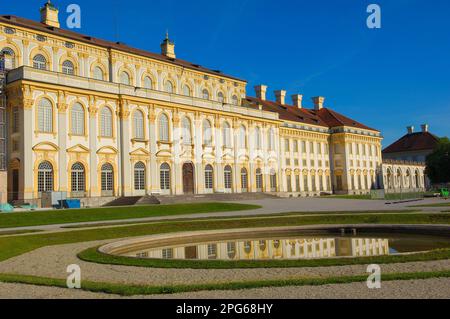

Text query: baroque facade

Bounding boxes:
[0,2,426,205]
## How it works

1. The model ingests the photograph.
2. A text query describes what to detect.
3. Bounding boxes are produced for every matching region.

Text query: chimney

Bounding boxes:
[407,126,415,134]
[312,96,325,110]
[254,85,267,101]
[40,1,60,28]
[274,90,286,105]
[161,31,176,59]
[292,94,303,108]
[421,124,429,133]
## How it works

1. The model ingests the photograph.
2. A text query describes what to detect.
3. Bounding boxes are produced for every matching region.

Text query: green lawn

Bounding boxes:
[1,212,450,263]
[0,203,260,229]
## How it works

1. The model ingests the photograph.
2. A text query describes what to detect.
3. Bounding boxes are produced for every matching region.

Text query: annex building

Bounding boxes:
[0,2,426,206]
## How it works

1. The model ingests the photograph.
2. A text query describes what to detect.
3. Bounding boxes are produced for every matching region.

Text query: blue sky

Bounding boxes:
[3,0,450,146]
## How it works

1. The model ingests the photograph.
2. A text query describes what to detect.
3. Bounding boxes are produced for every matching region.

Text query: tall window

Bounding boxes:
[256,168,263,191]
[93,66,104,80]
[205,164,214,190]
[71,103,85,135]
[120,71,131,85]
[12,108,19,133]
[241,168,248,192]
[37,98,53,133]
[134,162,146,191]
[71,162,85,193]
[33,54,47,70]
[143,76,152,89]
[133,110,144,139]
[255,127,261,149]
[182,117,192,145]
[101,163,114,193]
[1,47,15,69]
[222,122,231,147]
[303,174,309,192]
[311,175,316,192]
[268,128,275,151]
[270,170,277,192]
[160,163,170,190]
[224,166,232,190]
[165,81,174,93]
[182,85,191,96]
[239,125,247,149]
[100,107,113,137]
[159,114,169,142]
[232,95,239,105]
[202,89,210,100]
[217,92,224,103]
[37,161,53,192]
[62,60,75,75]
[203,120,212,146]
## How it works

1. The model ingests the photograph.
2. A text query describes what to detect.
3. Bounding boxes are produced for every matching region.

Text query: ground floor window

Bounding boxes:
[205,165,214,190]
[71,162,85,193]
[295,175,300,192]
[270,171,277,192]
[224,166,233,190]
[303,175,309,192]
[241,168,248,192]
[256,169,263,191]
[287,175,292,192]
[101,163,114,195]
[160,163,171,191]
[38,161,53,192]
[134,162,146,191]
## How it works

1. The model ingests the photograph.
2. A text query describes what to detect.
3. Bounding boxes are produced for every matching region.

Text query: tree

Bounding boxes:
[426,137,450,184]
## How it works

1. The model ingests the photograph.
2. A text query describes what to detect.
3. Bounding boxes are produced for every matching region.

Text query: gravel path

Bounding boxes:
[1,240,450,286]
[1,278,449,299]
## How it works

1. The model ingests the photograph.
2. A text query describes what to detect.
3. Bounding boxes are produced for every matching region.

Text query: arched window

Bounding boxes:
[101,163,114,194]
[93,66,104,81]
[71,162,85,193]
[241,168,248,192]
[217,92,224,103]
[268,128,275,150]
[71,103,85,135]
[270,169,277,192]
[224,165,232,190]
[227,242,236,259]
[255,127,262,149]
[37,161,53,192]
[37,98,53,133]
[164,81,174,93]
[33,54,47,70]
[1,47,15,70]
[415,170,420,188]
[222,122,231,148]
[182,85,191,96]
[62,60,75,75]
[100,107,113,137]
[203,120,212,146]
[160,163,171,190]
[143,76,153,89]
[120,71,131,85]
[202,89,210,100]
[205,164,214,191]
[239,125,247,148]
[182,117,192,145]
[159,114,169,142]
[232,95,239,106]
[256,168,263,191]
[134,162,146,191]
[133,110,144,139]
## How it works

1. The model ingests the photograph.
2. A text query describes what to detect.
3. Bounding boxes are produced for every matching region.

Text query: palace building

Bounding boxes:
[0,2,426,206]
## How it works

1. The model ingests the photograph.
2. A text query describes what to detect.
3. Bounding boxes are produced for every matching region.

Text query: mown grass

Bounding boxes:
[1,212,450,263]
[79,247,450,269]
[1,270,450,296]
[0,203,260,229]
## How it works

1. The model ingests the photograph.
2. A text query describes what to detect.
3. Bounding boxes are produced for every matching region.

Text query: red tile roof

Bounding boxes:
[245,97,379,131]
[0,15,246,82]
[383,132,439,154]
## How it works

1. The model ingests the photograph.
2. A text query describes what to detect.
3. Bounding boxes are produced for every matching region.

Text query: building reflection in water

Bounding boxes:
[129,237,390,261]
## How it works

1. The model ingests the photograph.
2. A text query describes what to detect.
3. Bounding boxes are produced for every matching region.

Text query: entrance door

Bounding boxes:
[182,163,195,194]
[12,169,19,201]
